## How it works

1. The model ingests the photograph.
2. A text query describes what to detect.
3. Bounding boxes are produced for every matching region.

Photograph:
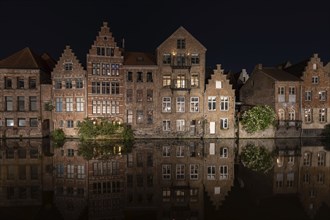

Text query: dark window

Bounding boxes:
[65,79,72,89]
[5,77,12,89]
[64,62,73,71]
[177,39,186,49]
[137,72,143,82]
[76,79,83,88]
[147,72,153,82]
[5,96,13,111]
[30,118,38,127]
[55,80,62,89]
[17,78,24,89]
[29,77,36,89]
[111,82,119,94]
[127,72,133,82]
[67,120,74,128]
[29,96,37,111]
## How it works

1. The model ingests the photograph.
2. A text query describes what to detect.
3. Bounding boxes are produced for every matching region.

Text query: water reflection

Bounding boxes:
[0,138,330,220]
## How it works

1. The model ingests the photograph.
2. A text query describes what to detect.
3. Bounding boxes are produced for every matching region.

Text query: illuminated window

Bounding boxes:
[190,97,199,112]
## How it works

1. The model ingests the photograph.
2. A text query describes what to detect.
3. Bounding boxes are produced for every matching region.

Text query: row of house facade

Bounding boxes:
[0,21,329,139]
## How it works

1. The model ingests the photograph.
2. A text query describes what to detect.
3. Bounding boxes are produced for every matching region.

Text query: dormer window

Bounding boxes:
[177,39,186,49]
[64,62,73,71]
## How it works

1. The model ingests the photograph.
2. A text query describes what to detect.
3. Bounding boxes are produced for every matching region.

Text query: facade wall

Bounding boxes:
[123,65,158,137]
[301,54,330,130]
[204,64,236,138]
[86,22,125,123]
[156,27,207,138]
[51,46,87,137]
[0,69,50,138]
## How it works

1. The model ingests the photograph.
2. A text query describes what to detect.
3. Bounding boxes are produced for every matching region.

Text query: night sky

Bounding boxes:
[0,0,329,73]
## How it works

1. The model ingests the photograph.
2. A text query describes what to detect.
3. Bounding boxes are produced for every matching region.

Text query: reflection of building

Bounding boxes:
[51,46,87,137]
[125,140,159,218]
[0,48,55,138]
[87,141,126,219]
[0,139,50,207]
[203,139,235,209]
[273,139,301,194]
[53,140,88,220]
[298,140,330,218]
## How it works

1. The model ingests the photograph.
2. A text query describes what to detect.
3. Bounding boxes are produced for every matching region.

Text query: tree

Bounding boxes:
[241,105,276,133]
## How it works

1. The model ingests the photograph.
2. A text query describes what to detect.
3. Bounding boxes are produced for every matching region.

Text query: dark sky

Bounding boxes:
[0,0,329,73]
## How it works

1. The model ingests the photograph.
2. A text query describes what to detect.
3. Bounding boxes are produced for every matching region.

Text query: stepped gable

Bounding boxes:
[260,67,302,82]
[52,45,85,73]
[206,64,234,90]
[123,51,156,65]
[88,21,122,57]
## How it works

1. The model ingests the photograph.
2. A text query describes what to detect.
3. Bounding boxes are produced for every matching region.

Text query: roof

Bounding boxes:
[123,51,156,65]
[260,67,302,81]
[0,47,55,71]
[284,59,309,78]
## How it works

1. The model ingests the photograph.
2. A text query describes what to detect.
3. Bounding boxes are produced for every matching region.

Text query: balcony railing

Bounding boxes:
[277,120,302,128]
[170,80,191,91]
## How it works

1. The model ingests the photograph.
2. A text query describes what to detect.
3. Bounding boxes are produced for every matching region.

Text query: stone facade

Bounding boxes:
[51,46,87,137]
[0,48,54,138]
[204,64,236,138]
[285,54,330,135]
[86,22,125,123]
[240,65,303,138]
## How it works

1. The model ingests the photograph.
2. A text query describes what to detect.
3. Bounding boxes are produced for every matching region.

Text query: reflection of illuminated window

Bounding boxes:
[220,165,228,180]
[207,166,215,180]
[162,188,171,202]
[303,173,310,183]
[276,173,283,188]
[276,157,284,167]
[303,152,312,166]
[67,165,74,178]
[176,164,185,180]
[190,164,199,180]
[220,147,228,158]
[162,164,171,180]
[162,146,170,157]
[176,146,185,157]
[317,152,326,166]
[286,173,294,187]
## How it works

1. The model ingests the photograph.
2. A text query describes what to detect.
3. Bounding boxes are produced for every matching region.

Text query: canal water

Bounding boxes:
[0,138,329,220]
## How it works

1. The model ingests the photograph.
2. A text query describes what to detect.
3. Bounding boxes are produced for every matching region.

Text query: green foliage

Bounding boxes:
[50,129,65,148]
[78,140,123,160]
[240,144,274,173]
[77,118,134,141]
[241,105,276,133]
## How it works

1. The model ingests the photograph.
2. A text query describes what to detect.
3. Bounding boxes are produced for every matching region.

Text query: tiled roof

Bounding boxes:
[284,59,309,78]
[123,51,156,65]
[261,67,302,81]
[0,47,55,71]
